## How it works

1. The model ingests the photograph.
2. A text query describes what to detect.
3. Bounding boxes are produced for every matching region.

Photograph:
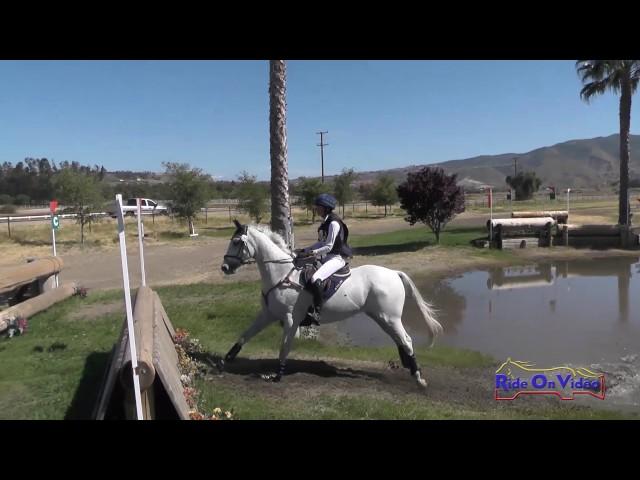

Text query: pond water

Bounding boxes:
[336,257,640,410]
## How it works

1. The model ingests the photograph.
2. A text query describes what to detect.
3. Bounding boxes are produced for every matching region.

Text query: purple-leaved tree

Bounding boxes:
[397,167,465,244]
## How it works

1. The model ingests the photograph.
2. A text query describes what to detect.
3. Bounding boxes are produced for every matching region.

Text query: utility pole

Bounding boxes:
[513,157,518,177]
[317,131,328,183]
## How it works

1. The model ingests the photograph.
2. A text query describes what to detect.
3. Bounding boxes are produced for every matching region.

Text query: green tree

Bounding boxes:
[14,194,30,206]
[505,171,542,201]
[576,60,640,225]
[370,174,398,216]
[55,169,104,244]
[296,177,324,222]
[333,168,356,217]
[237,171,269,223]
[164,162,210,235]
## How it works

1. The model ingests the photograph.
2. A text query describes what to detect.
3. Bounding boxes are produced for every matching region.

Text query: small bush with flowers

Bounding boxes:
[174,328,236,420]
[4,315,28,338]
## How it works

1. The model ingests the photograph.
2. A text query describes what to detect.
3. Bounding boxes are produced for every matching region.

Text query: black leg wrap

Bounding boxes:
[398,346,412,369]
[225,342,242,362]
[273,361,286,382]
[397,346,419,375]
[408,356,419,376]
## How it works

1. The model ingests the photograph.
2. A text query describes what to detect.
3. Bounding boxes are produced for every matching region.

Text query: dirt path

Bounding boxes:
[199,354,610,418]
[3,211,638,292]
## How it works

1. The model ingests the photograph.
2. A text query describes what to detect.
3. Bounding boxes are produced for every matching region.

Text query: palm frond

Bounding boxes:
[575,60,640,100]
[580,79,609,102]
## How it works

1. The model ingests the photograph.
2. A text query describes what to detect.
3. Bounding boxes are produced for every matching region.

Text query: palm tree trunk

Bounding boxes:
[269,60,291,244]
[619,75,632,226]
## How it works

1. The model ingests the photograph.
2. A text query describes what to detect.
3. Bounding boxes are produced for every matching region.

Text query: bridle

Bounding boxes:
[223,224,303,305]
[223,225,296,267]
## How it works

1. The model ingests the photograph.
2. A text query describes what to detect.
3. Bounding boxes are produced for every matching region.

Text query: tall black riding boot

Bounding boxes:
[312,279,324,314]
[302,279,323,326]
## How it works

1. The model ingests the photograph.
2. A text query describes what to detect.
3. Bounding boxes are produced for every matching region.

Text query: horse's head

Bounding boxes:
[221,220,256,275]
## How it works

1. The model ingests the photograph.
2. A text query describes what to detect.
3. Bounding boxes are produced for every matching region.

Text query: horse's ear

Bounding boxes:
[233,219,242,230]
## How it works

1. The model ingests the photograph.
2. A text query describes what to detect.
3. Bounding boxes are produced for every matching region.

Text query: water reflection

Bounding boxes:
[336,256,640,410]
[486,257,637,323]
[339,256,640,364]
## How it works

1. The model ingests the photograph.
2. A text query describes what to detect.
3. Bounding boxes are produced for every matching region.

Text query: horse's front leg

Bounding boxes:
[219,309,274,371]
[273,313,302,382]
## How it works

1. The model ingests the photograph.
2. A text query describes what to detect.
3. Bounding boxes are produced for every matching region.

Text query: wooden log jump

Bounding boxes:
[563,224,622,237]
[0,256,63,296]
[94,287,190,420]
[488,217,556,231]
[120,285,156,392]
[551,224,623,248]
[0,282,77,333]
[512,211,568,223]
[488,217,556,248]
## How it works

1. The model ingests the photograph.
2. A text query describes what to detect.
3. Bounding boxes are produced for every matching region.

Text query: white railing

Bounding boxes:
[0,212,109,222]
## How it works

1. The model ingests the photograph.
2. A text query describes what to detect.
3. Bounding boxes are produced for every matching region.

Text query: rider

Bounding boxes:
[297,193,353,322]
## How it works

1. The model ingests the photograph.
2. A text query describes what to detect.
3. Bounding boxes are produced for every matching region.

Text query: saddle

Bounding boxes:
[298,259,352,303]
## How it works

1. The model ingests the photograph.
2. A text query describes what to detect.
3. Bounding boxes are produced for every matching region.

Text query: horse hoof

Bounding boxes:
[414,372,428,389]
[216,359,225,372]
[260,372,282,382]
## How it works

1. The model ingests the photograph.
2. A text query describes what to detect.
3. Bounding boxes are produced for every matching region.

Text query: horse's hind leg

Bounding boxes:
[366,312,428,389]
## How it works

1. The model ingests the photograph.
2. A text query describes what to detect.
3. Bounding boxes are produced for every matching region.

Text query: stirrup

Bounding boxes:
[301,306,320,326]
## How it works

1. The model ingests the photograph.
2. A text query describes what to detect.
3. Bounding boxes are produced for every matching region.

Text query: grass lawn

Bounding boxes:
[1,281,632,420]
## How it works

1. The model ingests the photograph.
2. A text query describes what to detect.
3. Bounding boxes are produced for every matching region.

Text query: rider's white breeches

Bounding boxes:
[311,255,346,282]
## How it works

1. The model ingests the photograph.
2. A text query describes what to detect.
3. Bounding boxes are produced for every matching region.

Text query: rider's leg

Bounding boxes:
[308,255,346,312]
[311,255,347,283]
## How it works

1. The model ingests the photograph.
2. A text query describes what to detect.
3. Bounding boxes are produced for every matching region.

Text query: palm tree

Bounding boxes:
[576,60,640,226]
[269,60,291,245]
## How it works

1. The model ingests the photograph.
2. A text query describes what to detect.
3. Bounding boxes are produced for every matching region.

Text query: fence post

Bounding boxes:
[228,205,232,222]
[205,207,208,224]
[7,216,10,239]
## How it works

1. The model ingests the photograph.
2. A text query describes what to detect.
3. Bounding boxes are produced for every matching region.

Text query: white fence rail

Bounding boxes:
[0,212,109,223]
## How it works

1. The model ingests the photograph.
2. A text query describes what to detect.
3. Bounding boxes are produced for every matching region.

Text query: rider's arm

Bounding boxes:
[310,221,340,256]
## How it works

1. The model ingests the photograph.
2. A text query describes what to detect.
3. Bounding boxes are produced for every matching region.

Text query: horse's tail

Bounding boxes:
[397,271,443,347]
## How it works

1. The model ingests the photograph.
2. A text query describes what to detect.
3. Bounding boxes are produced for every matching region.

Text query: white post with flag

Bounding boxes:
[115,194,144,420]
[50,200,59,288]
[136,198,146,287]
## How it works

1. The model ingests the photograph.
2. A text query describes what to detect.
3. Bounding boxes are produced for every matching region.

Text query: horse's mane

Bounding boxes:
[248,224,292,255]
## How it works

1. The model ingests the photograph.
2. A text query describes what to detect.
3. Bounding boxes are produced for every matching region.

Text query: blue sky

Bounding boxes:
[0,60,637,180]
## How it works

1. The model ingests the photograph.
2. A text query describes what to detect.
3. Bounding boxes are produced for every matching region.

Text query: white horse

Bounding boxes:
[220,220,443,388]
